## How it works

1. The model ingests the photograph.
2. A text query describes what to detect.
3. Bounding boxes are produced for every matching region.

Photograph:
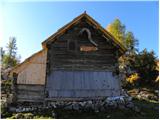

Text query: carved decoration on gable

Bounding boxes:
[79,28,98,47]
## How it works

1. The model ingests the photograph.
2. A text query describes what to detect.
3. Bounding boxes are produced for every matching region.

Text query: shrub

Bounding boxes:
[127,73,140,84]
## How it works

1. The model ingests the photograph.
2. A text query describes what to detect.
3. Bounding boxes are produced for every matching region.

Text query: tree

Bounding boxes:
[107,18,158,89]
[107,19,138,52]
[7,37,17,58]
[2,37,20,68]
[107,19,126,44]
[107,18,139,74]
[125,31,139,54]
[132,49,158,86]
[1,47,5,59]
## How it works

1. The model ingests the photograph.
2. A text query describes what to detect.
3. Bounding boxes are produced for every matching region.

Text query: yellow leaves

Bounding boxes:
[127,73,140,84]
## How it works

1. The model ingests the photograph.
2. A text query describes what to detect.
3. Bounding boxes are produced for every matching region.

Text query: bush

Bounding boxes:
[127,73,140,84]
[1,80,12,95]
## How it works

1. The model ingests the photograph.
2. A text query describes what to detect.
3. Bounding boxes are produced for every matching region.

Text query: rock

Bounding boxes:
[72,103,79,110]
[79,102,86,107]
[137,94,141,99]
[9,107,16,112]
[15,113,24,119]
[85,101,93,109]
[126,102,134,108]
[155,90,159,94]
[16,108,20,113]
[24,113,33,119]
[64,104,72,110]
[128,97,133,101]
[52,111,56,118]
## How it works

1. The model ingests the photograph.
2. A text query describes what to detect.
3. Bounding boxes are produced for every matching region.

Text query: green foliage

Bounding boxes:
[1,100,12,118]
[107,19,126,44]
[107,18,158,89]
[2,55,19,69]
[127,73,140,84]
[132,49,158,86]
[1,80,12,95]
[125,31,139,53]
[7,112,53,119]
[107,19,138,51]
[1,37,20,69]
[0,47,5,59]
[7,37,17,57]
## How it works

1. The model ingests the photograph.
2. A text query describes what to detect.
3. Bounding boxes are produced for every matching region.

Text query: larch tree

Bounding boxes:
[106,18,139,87]
[2,37,20,68]
[107,19,126,45]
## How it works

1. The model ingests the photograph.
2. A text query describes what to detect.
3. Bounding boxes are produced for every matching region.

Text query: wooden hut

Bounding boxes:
[11,12,126,103]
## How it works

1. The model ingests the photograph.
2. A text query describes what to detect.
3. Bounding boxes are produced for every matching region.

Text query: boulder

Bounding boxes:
[9,107,16,112]
[64,104,72,110]
[79,102,86,107]
[15,113,24,119]
[72,103,79,110]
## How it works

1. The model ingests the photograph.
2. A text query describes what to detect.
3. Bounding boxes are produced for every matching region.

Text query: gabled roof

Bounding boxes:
[10,49,45,75]
[42,12,127,54]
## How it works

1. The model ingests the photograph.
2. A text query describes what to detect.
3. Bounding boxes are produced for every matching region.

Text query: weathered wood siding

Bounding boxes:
[14,49,47,85]
[46,18,121,98]
[16,84,44,102]
[46,71,121,98]
[47,18,118,72]
[12,50,47,102]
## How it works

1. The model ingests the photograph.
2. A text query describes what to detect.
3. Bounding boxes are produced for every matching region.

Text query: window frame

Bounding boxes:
[67,40,77,52]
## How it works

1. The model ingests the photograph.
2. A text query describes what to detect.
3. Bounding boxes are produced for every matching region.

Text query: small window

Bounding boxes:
[68,40,76,51]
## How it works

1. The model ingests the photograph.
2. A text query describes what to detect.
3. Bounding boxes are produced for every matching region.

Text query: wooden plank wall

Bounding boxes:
[16,84,44,102]
[16,50,47,85]
[47,18,118,72]
[46,71,121,98]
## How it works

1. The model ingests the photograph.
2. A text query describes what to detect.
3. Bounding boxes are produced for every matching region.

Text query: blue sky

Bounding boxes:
[0,1,158,61]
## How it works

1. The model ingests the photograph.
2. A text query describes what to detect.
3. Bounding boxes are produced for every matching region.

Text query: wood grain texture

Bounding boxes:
[16,84,44,102]
[47,20,118,72]
[16,49,47,85]
[46,71,121,98]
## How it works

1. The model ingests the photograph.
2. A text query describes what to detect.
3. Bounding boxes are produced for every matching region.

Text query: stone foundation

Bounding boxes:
[9,96,135,113]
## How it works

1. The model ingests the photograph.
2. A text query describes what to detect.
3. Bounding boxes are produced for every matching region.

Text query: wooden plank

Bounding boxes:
[46,71,121,98]
[17,84,44,91]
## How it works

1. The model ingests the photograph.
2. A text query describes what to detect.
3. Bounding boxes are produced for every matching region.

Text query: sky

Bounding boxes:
[0,1,158,61]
